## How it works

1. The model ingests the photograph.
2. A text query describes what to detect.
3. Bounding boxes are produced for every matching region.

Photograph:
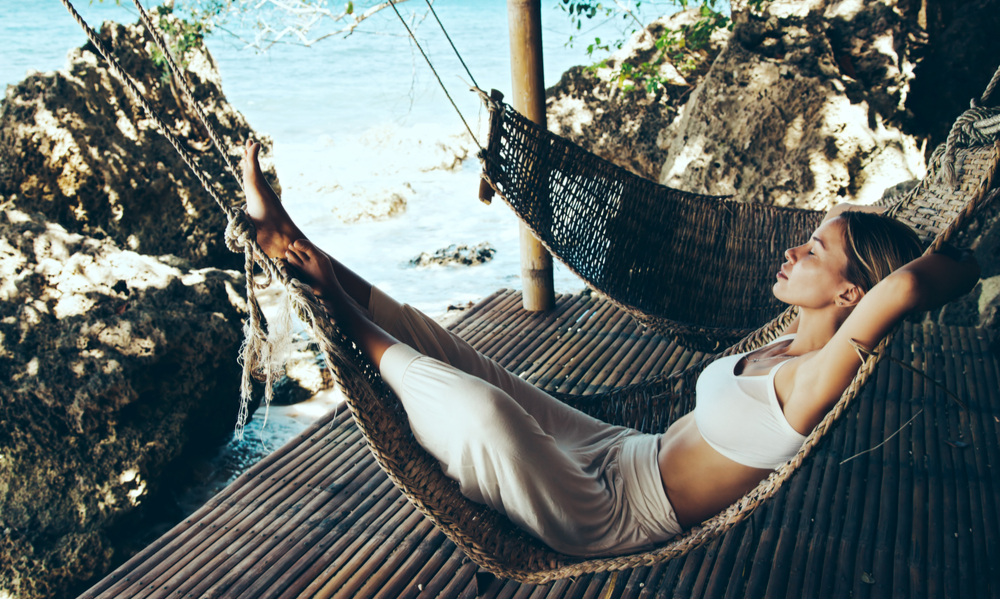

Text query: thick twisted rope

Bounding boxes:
[57,0,300,439]
[941,63,1000,187]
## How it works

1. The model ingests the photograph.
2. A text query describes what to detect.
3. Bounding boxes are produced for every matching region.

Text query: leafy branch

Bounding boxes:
[149,4,209,82]
[564,0,770,93]
[178,0,416,50]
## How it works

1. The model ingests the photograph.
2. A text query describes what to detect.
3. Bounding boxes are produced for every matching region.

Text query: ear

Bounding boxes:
[836,285,864,308]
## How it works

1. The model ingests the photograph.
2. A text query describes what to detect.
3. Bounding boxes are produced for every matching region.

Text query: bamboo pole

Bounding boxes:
[508,0,554,311]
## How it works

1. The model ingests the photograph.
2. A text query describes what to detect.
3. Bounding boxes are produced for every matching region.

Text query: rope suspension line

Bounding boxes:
[386,0,483,151]
[423,0,480,90]
[129,0,243,188]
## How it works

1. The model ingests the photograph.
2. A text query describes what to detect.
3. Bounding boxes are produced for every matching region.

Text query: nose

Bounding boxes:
[784,243,805,263]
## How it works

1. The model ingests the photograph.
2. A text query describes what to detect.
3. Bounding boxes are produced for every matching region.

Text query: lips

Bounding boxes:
[777,266,789,280]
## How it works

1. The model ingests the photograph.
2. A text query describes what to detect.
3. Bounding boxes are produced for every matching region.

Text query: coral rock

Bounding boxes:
[0,210,249,598]
[0,13,280,269]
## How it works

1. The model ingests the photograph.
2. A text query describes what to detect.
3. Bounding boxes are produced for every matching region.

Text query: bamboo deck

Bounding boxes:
[82,289,1000,598]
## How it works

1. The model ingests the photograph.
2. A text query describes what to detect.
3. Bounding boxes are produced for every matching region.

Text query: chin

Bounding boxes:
[771,281,791,305]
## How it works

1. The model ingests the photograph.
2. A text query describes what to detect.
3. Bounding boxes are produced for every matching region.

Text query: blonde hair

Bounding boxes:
[838,211,922,293]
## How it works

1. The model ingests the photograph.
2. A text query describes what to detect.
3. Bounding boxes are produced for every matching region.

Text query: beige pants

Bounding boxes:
[371,287,682,556]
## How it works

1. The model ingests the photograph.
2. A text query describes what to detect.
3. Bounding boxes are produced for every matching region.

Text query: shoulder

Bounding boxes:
[784,275,918,429]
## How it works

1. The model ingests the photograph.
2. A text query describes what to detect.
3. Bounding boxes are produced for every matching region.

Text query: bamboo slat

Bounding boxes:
[933,324,961,598]
[80,293,1000,599]
[851,333,894,599]
[962,327,1000,594]
[888,327,915,598]
[500,296,594,374]
[922,323,946,598]
[943,325,980,599]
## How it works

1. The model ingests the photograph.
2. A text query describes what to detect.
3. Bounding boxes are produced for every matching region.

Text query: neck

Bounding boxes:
[787,304,849,355]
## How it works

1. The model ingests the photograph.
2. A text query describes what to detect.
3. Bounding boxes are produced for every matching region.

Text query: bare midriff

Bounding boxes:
[657,413,773,528]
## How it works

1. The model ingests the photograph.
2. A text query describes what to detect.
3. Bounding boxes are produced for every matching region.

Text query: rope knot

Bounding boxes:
[225,209,257,253]
[939,63,1000,188]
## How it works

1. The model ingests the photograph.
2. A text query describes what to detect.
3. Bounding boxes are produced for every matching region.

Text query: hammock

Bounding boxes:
[477,88,825,350]
[58,0,1000,583]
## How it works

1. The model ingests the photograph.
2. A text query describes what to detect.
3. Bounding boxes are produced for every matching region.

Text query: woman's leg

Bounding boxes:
[243,140,395,365]
[380,342,637,555]
[244,138,609,440]
[241,140,374,311]
[365,285,618,441]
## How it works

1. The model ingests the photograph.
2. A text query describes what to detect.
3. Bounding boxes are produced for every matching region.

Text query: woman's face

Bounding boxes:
[773,217,857,309]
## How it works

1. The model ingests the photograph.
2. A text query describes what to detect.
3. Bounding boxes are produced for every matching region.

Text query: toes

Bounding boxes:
[285,248,306,267]
[291,238,315,255]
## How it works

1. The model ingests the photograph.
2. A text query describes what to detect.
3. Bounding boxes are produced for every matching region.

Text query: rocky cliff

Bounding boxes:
[658,0,927,209]
[0,10,280,270]
[546,10,730,182]
[0,211,251,598]
[0,12,290,597]
[546,0,1000,346]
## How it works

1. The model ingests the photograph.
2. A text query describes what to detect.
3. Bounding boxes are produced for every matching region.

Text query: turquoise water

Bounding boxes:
[2,0,671,542]
[1,0,671,314]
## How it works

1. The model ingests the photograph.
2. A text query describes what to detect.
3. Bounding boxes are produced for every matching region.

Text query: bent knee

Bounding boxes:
[449,378,522,434]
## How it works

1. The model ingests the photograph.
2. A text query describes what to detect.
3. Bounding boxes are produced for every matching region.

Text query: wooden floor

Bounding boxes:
[82,290,1000,598]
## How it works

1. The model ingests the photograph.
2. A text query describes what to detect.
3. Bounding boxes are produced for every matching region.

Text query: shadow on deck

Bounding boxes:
[82,289,1000,598]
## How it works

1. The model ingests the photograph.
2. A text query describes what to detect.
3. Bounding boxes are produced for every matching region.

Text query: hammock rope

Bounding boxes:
[386,0,482,151]
[940,66,1000,187]
[56,0,1000,582]
[422,0,480,90]
[131,0,242,185]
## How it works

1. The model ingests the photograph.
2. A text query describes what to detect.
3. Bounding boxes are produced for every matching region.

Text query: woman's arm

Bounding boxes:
[788,248,980,419]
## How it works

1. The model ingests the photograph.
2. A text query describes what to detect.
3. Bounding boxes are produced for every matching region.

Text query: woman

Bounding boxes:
[241,140,981,556]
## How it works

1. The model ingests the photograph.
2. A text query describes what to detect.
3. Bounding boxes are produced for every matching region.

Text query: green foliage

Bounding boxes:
[566,0,770,94]
[149,3,210,83]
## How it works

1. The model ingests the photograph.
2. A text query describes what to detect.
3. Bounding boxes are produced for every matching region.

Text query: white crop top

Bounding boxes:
[694,334,808,469]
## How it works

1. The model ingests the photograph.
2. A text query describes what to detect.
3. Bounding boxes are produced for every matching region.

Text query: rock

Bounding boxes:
[269,343,334,406]
[330,183,411,224]
[658,0,927,210]
[434,301,476,330]
[409,243,496,268]
[0,210,250,598]
[0,9,280,270]
[546,9,729,181]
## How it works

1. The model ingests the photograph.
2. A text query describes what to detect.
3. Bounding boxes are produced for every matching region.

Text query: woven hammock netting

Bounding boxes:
[478,95,825,350]
[57,0,1000,583]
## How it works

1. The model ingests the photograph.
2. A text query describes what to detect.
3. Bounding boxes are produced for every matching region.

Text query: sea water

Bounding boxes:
[1,0,668,537]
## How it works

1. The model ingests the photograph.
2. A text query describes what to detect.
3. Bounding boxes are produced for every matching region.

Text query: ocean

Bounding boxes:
[2,0,659,315]
[1,0,669,548]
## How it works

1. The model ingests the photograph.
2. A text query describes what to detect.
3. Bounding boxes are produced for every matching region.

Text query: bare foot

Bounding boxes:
[241,139,303,258]
[284,239,342,299]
